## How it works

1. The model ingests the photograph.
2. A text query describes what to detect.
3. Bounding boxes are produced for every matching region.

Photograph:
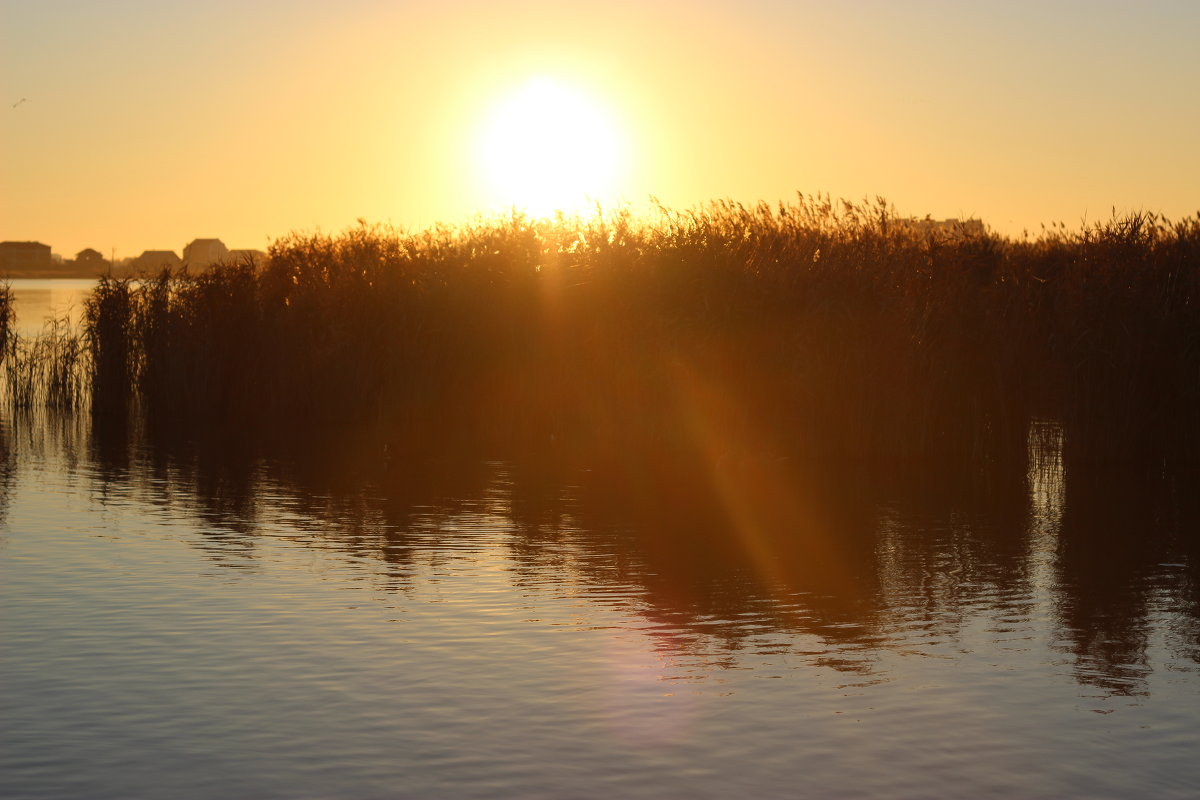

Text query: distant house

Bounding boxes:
[182,238,229,270]
[227,249,267,268]
[75,248,109,269]
[131,250,182,272]
[897,218,986,239]
[0,241,52,272]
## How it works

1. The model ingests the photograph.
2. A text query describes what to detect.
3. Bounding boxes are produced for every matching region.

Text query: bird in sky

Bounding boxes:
[12,98,28,109]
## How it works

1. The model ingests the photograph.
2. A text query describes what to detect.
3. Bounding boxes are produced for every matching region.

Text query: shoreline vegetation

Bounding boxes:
[2,196,1198,469]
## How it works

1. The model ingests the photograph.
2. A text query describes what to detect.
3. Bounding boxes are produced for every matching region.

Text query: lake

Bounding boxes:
[1,282,1198,799]
[6,278,98,338]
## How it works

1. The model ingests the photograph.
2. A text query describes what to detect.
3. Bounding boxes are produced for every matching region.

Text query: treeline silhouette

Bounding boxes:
[5,196,1199,465]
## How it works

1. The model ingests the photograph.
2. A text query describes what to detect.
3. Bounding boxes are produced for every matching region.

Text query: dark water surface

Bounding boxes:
[1,409,1198,800]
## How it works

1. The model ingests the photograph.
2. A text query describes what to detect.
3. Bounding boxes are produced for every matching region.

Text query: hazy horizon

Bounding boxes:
[3,0,1198,257]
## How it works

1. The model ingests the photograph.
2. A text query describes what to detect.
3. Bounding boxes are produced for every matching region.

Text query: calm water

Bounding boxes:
[2,417,1198,800]
[1,284,1199,799]
[6,278,97,338]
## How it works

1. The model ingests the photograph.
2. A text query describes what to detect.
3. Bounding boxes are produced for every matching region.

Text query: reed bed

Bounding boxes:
[47,197,1200,465]
[0,283,13,358]
[2,312,90,411]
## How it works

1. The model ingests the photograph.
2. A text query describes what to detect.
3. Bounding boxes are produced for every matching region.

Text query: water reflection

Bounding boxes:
[1054,463,1200,695]
[26,411,1194,698]
[0,418,14,527]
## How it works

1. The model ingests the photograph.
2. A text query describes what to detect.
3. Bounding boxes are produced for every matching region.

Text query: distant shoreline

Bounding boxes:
[3,268,133,280]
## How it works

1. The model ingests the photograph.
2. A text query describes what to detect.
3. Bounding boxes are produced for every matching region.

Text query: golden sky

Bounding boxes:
[3,0,1198,257]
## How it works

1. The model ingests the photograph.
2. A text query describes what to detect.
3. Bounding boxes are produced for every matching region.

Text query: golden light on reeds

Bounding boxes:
[475,76,627,217]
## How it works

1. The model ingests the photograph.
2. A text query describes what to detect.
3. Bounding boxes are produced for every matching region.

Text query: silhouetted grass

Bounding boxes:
[68,197,1200,466]
[3,307,89,411]
[0,283,13,358]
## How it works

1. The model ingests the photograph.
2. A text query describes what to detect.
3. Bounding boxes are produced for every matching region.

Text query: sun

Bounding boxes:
[475,76,626,217]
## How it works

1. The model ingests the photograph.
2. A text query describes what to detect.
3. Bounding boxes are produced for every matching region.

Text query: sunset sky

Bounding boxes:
[3,0,1197,259]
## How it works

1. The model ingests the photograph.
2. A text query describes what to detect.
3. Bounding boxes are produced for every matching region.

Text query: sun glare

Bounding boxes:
[476,76,625,217]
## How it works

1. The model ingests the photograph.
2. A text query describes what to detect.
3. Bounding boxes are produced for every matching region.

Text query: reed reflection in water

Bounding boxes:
[1,412,1199,799]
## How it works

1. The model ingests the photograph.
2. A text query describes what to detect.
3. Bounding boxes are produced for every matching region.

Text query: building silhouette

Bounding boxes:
[131,250,182,272]
[182,238,229,270]
[896,217,986,239]
[227,248,266,267]
[2,237,266,276]
[0,241,52,272]
[75,248,108,268]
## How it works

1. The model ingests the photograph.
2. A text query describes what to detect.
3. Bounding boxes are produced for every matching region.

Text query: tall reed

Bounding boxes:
[66,198,1200,466]
[84,276,135,410]
[0,283,13,359]
[3,317,90,410]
